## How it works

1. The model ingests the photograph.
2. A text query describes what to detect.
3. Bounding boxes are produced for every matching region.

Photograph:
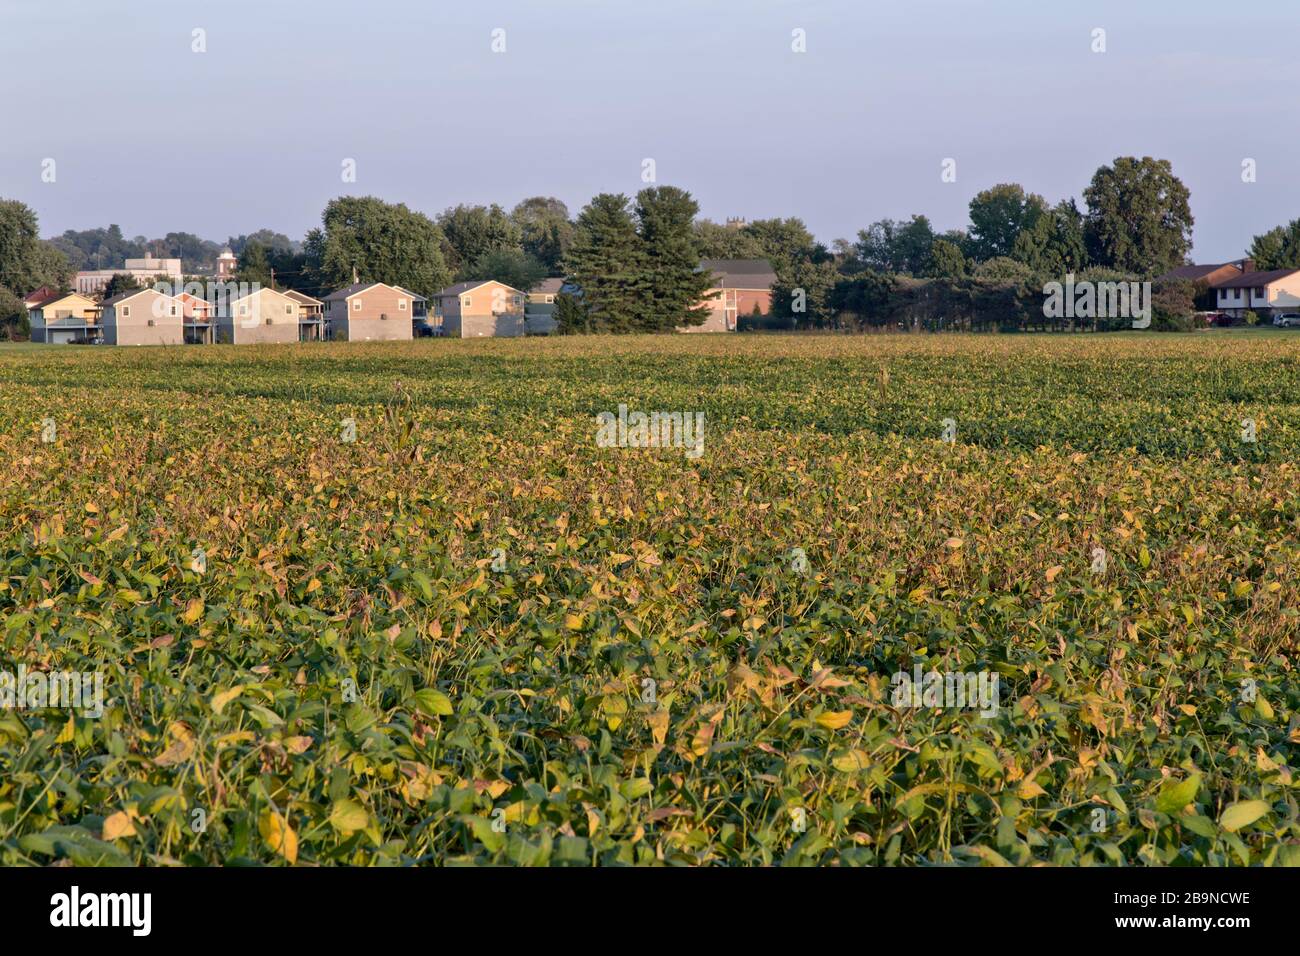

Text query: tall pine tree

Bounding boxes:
[635,186,712,331]
[563,194,646,332]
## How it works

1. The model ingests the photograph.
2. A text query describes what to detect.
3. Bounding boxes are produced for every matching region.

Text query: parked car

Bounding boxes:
[1273,313,1300,328]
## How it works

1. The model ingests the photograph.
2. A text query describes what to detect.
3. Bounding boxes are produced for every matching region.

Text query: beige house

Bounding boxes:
[28,292,99,344]
[323,282,414,341]
[216,287,302,345]
[1213,268,1300,318]
[433,280,526,337]
[98,289,184,346]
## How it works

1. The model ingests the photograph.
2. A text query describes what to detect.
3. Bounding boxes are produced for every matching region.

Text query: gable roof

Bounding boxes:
[100,288,170,308]
[393,286,427,303]
[227,286,296,306]
[530,277,565,294]
[1160,263,1242,283]
[24,285,61,307]
[435,279,525,298]
[324,281,383,301]
[700,258,778,289]
[1212,268,1300,289]
[30,291,93,311]
[282,289,323,305]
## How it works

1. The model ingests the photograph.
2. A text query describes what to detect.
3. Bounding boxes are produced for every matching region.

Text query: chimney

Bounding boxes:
[1240,258,1255,274]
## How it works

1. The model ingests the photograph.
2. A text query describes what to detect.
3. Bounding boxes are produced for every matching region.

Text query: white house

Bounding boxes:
[1213,268,1300,317]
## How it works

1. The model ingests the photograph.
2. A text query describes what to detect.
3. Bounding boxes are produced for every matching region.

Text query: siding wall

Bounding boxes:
[326,285,413,341]
[218,289,301,344]
[460,314,525,337]
[101,291,185,346]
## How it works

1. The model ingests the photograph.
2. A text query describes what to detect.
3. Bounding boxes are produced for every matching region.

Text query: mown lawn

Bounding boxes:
[0,333,1296,866]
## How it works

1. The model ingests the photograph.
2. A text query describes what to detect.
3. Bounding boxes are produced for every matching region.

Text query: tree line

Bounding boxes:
[4,154,1298,338]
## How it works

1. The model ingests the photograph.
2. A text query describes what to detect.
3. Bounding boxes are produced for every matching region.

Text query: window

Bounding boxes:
[398,299,407,310]
[122,306,131,318]
[545,295,554,304]
[353,300,362,311]
[462,297,472,308]
[514,296,522,306]
[239,305,248,316]
[170,305,178,316]
[285,305,293,315]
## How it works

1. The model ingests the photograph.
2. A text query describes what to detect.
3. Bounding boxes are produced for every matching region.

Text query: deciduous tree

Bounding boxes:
[1083,157,1193,276]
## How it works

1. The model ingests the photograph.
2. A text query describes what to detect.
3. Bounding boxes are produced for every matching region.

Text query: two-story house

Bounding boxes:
[1213,268,1300,318]
[323,282,414,341]
[98,288,185,346]
[216,287,303,345]
[685,259,777,332]
[28,291,98,344]
[433,280,527,337]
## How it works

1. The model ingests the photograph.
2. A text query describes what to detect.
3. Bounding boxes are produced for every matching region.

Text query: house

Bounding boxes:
[433,280,527,337]
[283,289,326,341]
[98,289,184,346]
[1212,267,1300,318]
[322,282,414,341]
[524,278,565,335]
[176,292,215,344]
[216,287,302,345]
[27,291,99,344]
[684,259,777,332]
[1158,260,1252,309]
[76,255,184,297]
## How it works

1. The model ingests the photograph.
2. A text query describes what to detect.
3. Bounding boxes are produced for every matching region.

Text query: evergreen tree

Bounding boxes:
[552,292,590,334]
[635,186,712,331]
[101,272,142,299]
[926,238,968,279]
[1247,219,1300,271]
[563,194,646,333]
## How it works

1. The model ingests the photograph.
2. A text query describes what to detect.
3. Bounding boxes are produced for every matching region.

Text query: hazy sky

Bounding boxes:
[2,0,1296,261]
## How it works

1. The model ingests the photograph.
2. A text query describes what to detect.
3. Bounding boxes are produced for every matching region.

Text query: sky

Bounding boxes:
[2,0,1297,262]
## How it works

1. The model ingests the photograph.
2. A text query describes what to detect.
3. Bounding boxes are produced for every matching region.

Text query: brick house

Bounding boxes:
[685,259,777,332]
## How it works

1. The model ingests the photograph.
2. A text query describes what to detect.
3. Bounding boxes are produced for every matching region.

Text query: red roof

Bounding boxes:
[23,286,60,307]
